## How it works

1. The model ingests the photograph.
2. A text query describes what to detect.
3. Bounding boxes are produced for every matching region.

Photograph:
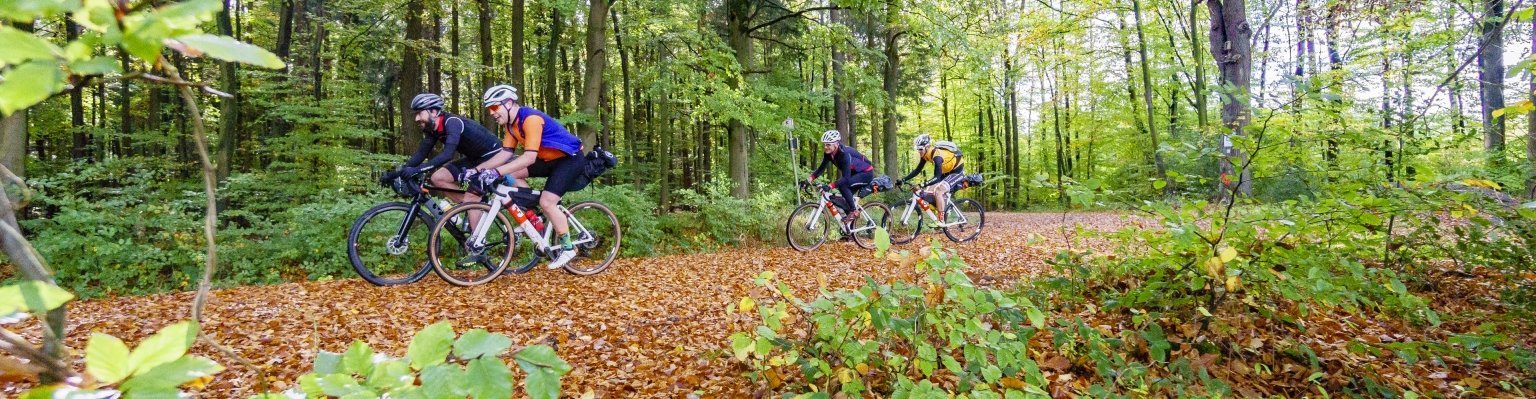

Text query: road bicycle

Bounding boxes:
[887,176,985,244]
[426,179,621,286]
[784,178,893,251]
[347,170,526,285]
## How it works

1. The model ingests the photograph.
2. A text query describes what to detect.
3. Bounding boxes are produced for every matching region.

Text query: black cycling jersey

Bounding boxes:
[404,112,502,169]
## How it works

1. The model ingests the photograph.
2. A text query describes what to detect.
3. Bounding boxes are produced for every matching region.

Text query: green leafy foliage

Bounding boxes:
[259,321,570,399]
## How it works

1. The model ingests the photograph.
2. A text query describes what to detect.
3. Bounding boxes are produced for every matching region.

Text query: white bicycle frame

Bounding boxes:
[801,185,880,235]
[896,189,969,228]
[465,184,597,254]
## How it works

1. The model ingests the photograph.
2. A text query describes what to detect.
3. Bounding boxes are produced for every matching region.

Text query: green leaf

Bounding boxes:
[0,280,75,316]
[317,374,372,397]
[341,340,374,376]
[730,333,752,361]
[173,34,285,69]
[512,345,571,374]
[1153,179,1167,190]
[982,365,1002,383]
[0,0,73,23]
[120,13,170,62]
[465,357,514,399]
[126,321,198,376]
[420,363,467,399]
[119,356,223,393]
[874,227,891,257]
[365,360,413,391]
[72,0,117,32]
[0,25,60,67]
[155,0,222,29]
[453,329,513,360]
[407,321,454,370]
[86,333,133,384]
[68,56,121,75]
[314,351,342,375]
[514,345,571,399]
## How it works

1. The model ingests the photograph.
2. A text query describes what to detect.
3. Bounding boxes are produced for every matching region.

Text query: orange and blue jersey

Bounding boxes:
[502,107,583,160]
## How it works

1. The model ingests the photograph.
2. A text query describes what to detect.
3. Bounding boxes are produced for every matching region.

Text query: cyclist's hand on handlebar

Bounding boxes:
[475,169,503,189]
[378,170,399,186]
[399,166,422,177]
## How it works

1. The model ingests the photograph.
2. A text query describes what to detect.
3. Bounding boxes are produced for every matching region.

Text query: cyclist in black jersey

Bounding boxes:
[380,93,504,205]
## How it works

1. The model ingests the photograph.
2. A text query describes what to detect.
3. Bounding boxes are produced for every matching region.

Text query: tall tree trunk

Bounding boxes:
[1479,0,1507,165]
[429,10,442,94]
[881,3,901,179]
[66,19,87,161]
[725,0,752,198]
[578,0,611,147]
[1207,0,1254,198]
[400,0,426,145]
[832,8,852,139]
[1188,0,1209,132]
[311,1,326,101]
[1324,1,1342,169]
[613,4,639,187]
[0,113,24,181]
[543,9,563,115]
[1133,0,1170,194]
[119,50,133,157]
[511,0,525,90]
[275,0,295,60]
[478,0,494,89]
[1528,16,1536,199]
[217,0,241,182]
[451,0,461,112]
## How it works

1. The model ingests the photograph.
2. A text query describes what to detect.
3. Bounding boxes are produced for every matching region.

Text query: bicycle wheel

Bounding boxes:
[785,203,830,252]
[428,202,519,286]
[850,202,892,250]
[887,202,923,245]
[942,198,986,243]
[561,201,621,275]
[348,202,434,286]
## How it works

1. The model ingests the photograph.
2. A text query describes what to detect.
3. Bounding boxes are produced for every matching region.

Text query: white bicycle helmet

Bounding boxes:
[821,129,842,144]
[913,133,932,151]
[481,84,519,106]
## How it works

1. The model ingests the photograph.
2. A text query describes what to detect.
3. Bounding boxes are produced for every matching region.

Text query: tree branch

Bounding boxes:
[746,6,840,33]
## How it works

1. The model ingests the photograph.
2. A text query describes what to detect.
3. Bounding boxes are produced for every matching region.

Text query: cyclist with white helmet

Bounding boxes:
[807,129,877,225]
[464,84,586,269]
[900,133,965,221]
[380,93,503,205]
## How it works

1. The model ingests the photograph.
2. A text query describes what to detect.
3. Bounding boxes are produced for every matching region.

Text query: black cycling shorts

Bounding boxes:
[443,149,502,181]
[526,155,586,196]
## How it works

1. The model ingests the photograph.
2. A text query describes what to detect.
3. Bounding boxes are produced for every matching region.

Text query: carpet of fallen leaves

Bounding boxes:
[8,212,1534,397]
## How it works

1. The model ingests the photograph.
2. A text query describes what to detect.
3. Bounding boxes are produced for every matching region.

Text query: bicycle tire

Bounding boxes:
[942,198,986,243]
[428,202,518,286]
[348,202,434,286]
[561,201,622,275]
[785,202,830,251]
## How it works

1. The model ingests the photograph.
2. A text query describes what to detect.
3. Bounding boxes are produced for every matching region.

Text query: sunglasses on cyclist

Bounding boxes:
[486,103,504,113]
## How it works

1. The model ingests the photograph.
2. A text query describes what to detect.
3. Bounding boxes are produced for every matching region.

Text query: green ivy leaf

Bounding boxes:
[119,356,223,393]
[466,357,514,399]
[0,25,60,67]
[0,280,75,316]
[453,329,513,360]
[173,34,285,69]
[407,321,454,370]
[126,321,198,376]
[85,333,133,384]
[729,333,752,361]
[341,340,375,377]
[512,345,571,374]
